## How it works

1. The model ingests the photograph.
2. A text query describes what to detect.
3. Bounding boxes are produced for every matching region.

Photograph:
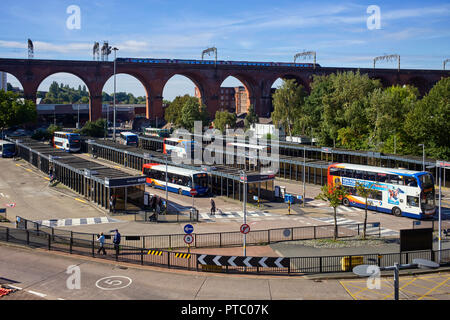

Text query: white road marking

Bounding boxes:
[27,290,47,298]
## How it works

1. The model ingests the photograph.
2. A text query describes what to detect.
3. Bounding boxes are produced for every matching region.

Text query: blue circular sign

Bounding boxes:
[184,224,194,234]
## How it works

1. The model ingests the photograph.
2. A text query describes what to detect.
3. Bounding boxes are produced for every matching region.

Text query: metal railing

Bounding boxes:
[1,224,449,275]
[16,216,382,250]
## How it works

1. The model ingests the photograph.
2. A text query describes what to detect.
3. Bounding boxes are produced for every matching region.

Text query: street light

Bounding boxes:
[418,144,425,171]
[112,47,119,141]
[302,146,306,208]
[353,258,439,300]
[239,170,247,257]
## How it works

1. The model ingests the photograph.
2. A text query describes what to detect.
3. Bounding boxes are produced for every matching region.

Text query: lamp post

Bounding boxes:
[239,170,247,257]
[165,154,169,212]
[112,47,119,142]
[418,144,425,171]
[303,146,306,208]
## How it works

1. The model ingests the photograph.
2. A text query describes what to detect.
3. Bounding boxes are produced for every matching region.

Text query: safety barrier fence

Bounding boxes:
[2,224,449,275]
[16,216,383,250]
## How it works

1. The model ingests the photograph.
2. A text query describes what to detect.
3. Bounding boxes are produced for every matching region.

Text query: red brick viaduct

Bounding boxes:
[0,58,448,121]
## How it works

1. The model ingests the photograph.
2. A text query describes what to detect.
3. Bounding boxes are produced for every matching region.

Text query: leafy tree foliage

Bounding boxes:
[244,104,259,130]
[214,110,237,132]
[0,90,37,131]
[404,77,450,160]
[315,184,349,240]
[80,119,107,137]
[271,79,307,136]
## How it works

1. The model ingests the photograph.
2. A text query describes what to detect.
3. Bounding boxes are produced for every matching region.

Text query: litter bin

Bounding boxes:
[341,256,364,271]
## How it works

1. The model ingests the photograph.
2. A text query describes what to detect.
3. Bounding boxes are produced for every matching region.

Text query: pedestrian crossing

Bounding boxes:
[34,216,122,228]
[310,216,399,237]
[199,210,276,221]
[306,200,365,214]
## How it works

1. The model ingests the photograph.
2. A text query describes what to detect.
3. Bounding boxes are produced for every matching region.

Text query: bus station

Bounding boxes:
[14,138,146,212]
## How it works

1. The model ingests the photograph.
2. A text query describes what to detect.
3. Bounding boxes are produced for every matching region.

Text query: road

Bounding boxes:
[0,244,350,300]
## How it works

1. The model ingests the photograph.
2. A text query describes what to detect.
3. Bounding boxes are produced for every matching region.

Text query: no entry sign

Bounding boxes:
[240,224,250,234]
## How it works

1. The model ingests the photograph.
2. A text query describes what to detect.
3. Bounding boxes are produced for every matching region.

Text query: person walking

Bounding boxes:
[113,229,121,257]
[210,198,216,216]
[109,195,116,213]
[96,232,107,255]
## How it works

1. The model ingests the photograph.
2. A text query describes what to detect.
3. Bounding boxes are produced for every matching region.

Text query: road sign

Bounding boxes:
[6,203,16,208]
[184,234,194,244]
[240,224,250,234]
[190,189,197,196]
[197,254,289,268]
[253,195,258,201]
[184,224,194,234]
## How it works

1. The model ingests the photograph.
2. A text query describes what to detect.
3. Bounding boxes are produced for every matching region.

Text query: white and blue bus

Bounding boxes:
[328,163,436,219]
[118,132,139,146]
[0,140,16,157]
[142,163,209,196]
[163,137,197,158]
[53,132,81,152]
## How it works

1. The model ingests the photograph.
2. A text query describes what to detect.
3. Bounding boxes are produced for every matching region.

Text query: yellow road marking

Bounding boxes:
[75,198,87,204]
[418,277,450,300]
[26,169,33,172]
[44,177,50,181]
[339,281,359,300]
[382,277,418,300]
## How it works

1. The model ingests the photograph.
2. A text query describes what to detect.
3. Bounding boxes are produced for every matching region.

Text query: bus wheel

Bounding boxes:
[178,188,183,195]
[342,198,350,207]
[392,207,402,217]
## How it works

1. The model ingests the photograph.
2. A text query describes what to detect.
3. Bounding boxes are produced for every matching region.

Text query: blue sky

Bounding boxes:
[1,0,449,100]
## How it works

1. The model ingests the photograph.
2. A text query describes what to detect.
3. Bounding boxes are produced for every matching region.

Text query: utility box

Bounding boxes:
[341,256,364,271]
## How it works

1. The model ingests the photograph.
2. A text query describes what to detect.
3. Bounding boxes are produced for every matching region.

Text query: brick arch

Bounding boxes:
[218,75,254,113]
[162,72,206,101]
[0,70,25,92]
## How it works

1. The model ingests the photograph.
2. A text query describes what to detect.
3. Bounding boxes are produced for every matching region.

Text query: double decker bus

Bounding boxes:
[142,163,209,196]
[118,132,138,146]
[0,140,16,157]
[53,132,81,152]
[328,163,436,219]
[143,127,171,138]
[163,138,197,158]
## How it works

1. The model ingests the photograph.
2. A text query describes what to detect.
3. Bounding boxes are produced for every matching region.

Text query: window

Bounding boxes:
[370,190,383,201]
[407,196,419,207]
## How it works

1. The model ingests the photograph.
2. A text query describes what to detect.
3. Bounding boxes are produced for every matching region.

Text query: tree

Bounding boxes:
[0,90,37,134]
[80,119,107,137]
[404,77,450,160]
[271,79,307,137]
[355,182,376,240]
[365,85,419,153]
[315,184,349,240]
[180,99,207,132]
[164,95,196,126]
[244,104,259,130]
[214,110,237,132]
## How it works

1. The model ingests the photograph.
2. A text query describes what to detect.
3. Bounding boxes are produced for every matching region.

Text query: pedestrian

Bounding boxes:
[109,195,116,213]
[210,198,216,215]
[113,229,121,256]
[158,197,163,214]
[151,195,157,212]
[96,232,106,255]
